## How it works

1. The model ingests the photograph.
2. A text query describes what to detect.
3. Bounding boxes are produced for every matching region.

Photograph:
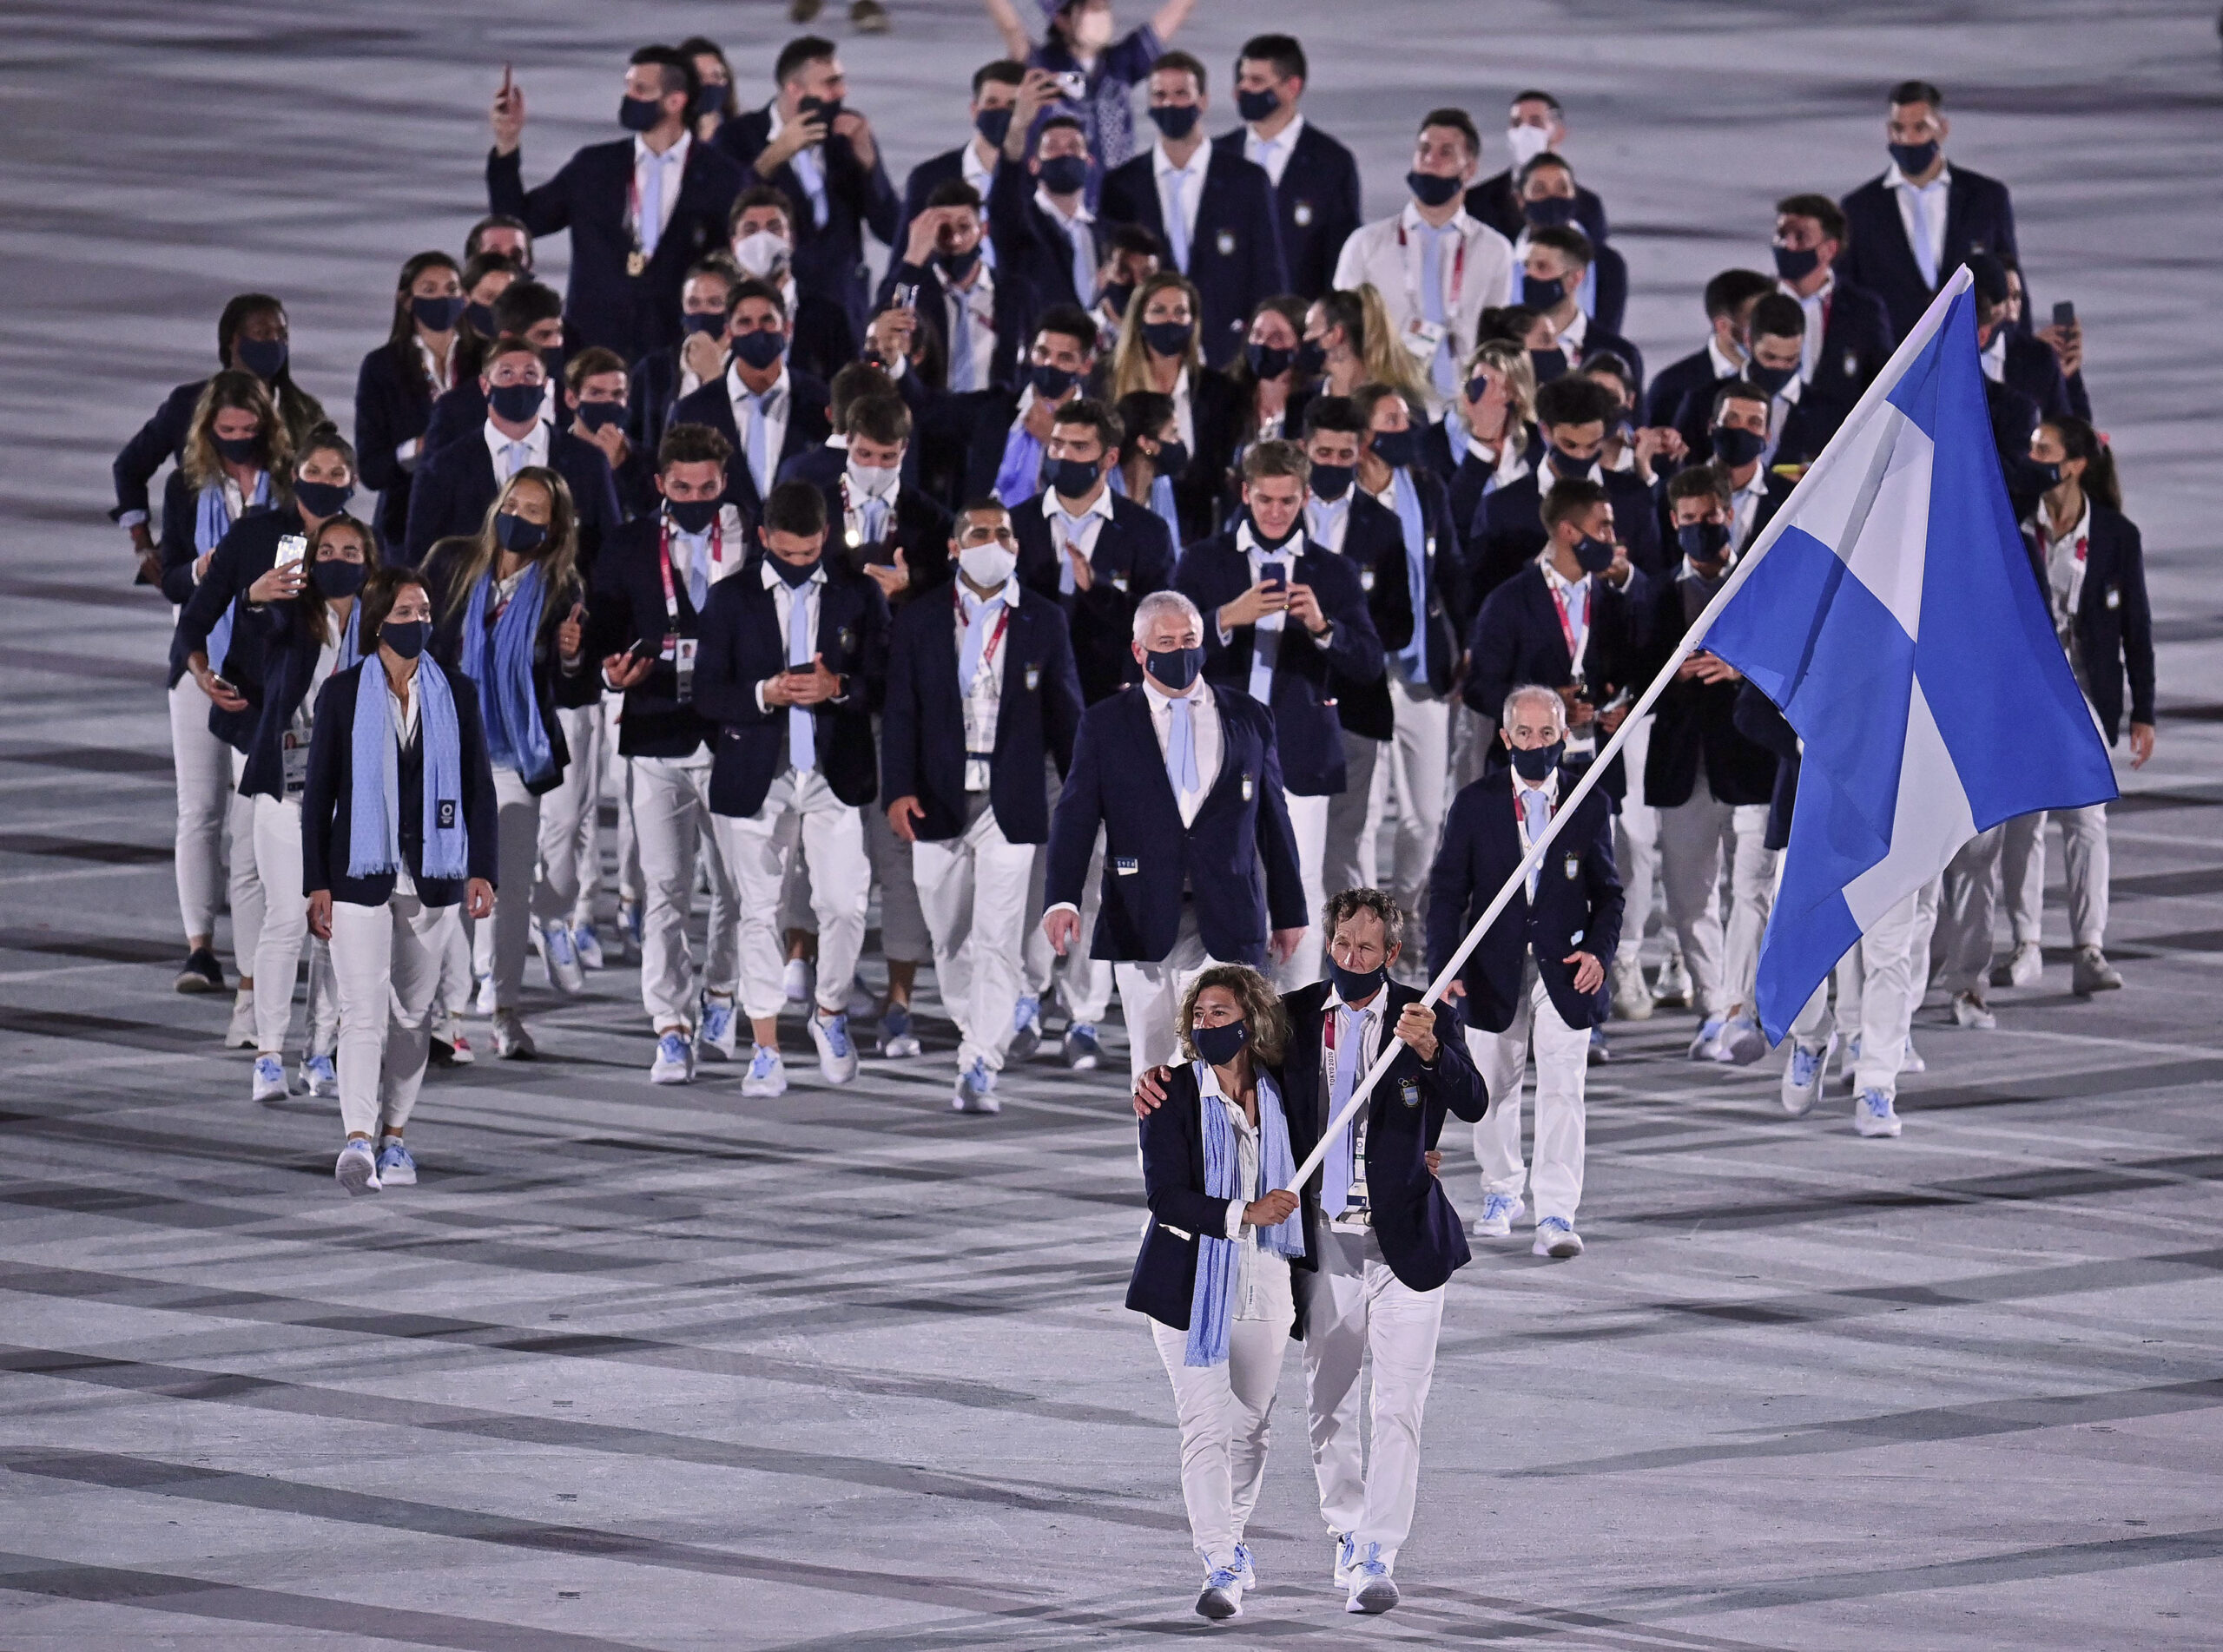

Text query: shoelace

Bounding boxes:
[1790,1049,1818,1085]
[822,1017,850,1056]
[1205,1568,1240,1589]
[751,1048,779,1076]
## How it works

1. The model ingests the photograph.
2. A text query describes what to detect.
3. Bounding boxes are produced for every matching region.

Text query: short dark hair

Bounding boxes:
[458,250,519,301]
[630,44,700,106]
[727,276,789,322]
[294,425,358,479]
[684,255,739,297]
[972,59,1026,98]
[1511,89,1562,114]
[1418,107,1481,158]
[1540,477,1610,532]
[828,361,896,429]
[1747,293,1807,342]
[1052,397,1121,453]
[1535,374,1617,430]
[1666,464,1731,507]
[1237,33,1306,83]
[1711,378,1771,421]
[957,495,1011,523]
[1151,49,1208,93]
[1702,268,1778,322]
[658,422,734,472]
[1036,114,1087,147]
[1107,222,1164,260]
[492,279,563,334]
[1580,351,1637,398]
[925,178,984,214]
[464,214,527,262]
[564,346,627,392]
[774,35,837,86]
[761,478,827,538]
[1888,78,1943,109]
[729,184,795,234]
[1474,305,1544,348]
[1321,886,1404,950]
[358,564,427,642]
[1033,303,1098,357]
[1775,192,1848,246]
[1515,152,1576,190]
[1529,225,1593,269]
[1302,394,1367,439]
[845,393,912,447]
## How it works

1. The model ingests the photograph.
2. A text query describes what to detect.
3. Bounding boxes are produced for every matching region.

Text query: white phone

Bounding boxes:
[274,533,307,570]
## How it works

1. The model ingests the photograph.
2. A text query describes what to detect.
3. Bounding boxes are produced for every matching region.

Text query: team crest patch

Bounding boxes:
[1025,663,1041,691]
[837,626,856,653]
[1399,1077,1421,1109]
[1240,772,1254,801]
[1563,852,1580,881]
[1293,201,1314,227]
[437,800,457,830]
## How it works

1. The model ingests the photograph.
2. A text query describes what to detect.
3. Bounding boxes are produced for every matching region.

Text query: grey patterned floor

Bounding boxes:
[3,2,2221,1646]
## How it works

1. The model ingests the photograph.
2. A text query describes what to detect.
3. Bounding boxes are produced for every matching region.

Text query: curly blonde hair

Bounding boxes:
[1177,964,1289,1066]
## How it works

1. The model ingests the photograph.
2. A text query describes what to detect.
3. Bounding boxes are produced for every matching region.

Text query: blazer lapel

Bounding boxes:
[1525,568,1573,680]
[1127,687,1188,825]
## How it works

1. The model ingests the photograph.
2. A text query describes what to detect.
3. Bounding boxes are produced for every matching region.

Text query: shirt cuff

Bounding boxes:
[119,509,148,530]
[1044,900,1079,920]
[1224,1198,1248,1240]
[397,438,420,467]
[755,680,772,714]
[1216,609,1233,645]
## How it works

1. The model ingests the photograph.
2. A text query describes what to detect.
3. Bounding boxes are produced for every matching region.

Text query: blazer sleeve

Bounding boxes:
[112,385,191,523]
[1041,612,1085,776]
[986,157,1048,270]
[486,146,571,234]
[354,351,406,496]
[1580,800,1626,968]
[1422,1002,1487,1122]
[444,675,499,888]
[300,675,346,895]
[880,612,920,804]
[1461,590,1518,718]
[1252,715,1309,931]
[401,449,448,566]
[1138,1081,1235,1241]
[1044,709,1105,910]
[1424,786,1480,977]
[155,469,202,607]
[172,521,249,665]
[689,584,774,727]
[2117,518,2156,727]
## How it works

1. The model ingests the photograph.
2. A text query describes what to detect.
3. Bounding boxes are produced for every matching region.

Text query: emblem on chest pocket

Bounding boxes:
[836,626,856,654]
[1360,567,1376,591]
[1399,1077,1421,1109]
[1216,228,1236,257]
[1025,663,1041,691]
[1240,772,1254,801]
[1564,852,1580,881]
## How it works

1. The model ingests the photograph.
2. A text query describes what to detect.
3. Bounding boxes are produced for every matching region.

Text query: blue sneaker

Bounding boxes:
[1196,1567,1243,1621]
[1533,1215,1584,1259]
[375,1138,417,1187]
[571,923,605,971]
[1345,1542,1398,1615]
[741,1044,788,1098]
[1854,1087,1902,1138]
[697,993,738,1062]
[298,1052,338,1099]
[1008,994,1044,1060]
[952,1057,1000,1115]
[1470,1191,1524,1238]
[1687,1016,1725,1060]
[650,1030,695,1085]
[1230,1543,1259,1593]
[251,1053,288,1103]
[1061,1023,1103,1070]
[1781,1035,1832,1117]
[809,1010,859,1083]
[878,1003,922,1058]
[1331,1534,1355,1588]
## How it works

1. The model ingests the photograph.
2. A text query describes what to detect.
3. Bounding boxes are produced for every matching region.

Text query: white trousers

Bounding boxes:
[1114,905,1223,1081]
[1612,714,1662,977]
[537,703,601,928]
[1026,825,1113,1023]
[1465,961,1591,1221]
[248,793,337,1056]
[633,756,739,1029]
[1655,773,1777,1017]
[1150,1309,1292,1573]
[1382,677,1453,927]
[712,767,871,1021]
[1323,729,1382,905]
[2002,805,2109,950]
[913,798,1036,1072]
[606,703,643,908]
[168,682,265,964]
[328,892,455,1139]
[1298,1225,1445,1570]
[1789,881,1933,1099]
[1936,823,2007,996]
[1278,788,1332,991]
[485,767,543,1009]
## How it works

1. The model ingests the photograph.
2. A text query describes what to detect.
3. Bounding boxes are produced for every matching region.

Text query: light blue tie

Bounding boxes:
[1164,691,1199,798]
[1052,510,1088,594]
[1065,220,1093,306]
[503,440,527,479]
[787,579,816,771]
[1323,1004,1363,1215]
[792,145,829,228]
[1908,184,1940,287]
[638,151,664,262]
[1521,788,1548,898]
[958,589,1003,693]
[858,493,889,546]
[948,291,977,392]
[747,392,774,501]
[1163,166,1191,273]
[680,531,709,610]
[1419,224,1457,398]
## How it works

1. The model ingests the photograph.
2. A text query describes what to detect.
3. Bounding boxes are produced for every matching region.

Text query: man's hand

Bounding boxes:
[1565,949,1604,994]
[603,649,653,691]
[1393,999,1440,1063]
[1602,543,1634,589]
[1284,580,1329,636]
[1132,1062,1173,1116]
[863,547,911,600]
[556,602,585,663]
[765,654,841,707]
[1685,652,1741,685]
[466,878,495,920]
[2036,320,2083,378]
[307,890,333,941]
[2129,720,2155,768]
[887,794,925,842]
[1424,1149,1442,1178]
[867,306,917,367]
[1063,543,1094,592]
[1243,1190,1300,1227]
[1021,392,1063,440]
[758,105,828,172]
[580,418,628,472]
[1559,685,1596,731]
[831,109,876,171]
[903,205,951,267]
[1006,70,1059,160]
[1217,579,1289,629]
[129,523,160,585]
[490,75,524,155]
[247,561,307,604]
[1270,925,1305,966]
[1043,906,1080,957]
[1598,701,1629,736]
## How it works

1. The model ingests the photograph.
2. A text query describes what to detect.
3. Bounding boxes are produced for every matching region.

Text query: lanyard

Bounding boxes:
[1395,218,1467,316]
[657,517,722,626]
[1547,577,1587,661]
[956,584,1012,673]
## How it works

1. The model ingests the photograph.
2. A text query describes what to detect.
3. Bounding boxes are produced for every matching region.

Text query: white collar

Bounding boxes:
[1325,983,1385,1019]
[483,417,547,455]
[633,131,691,169]
[1044,482,1114,523]
[1399,198,1474,239]
[759,559,824,592]
[1034,184,1094,225]
[1247,111,1304,150]
[958,576,1020,610]
[1730,463,1770,501]
[1539,554,1591,598]
[1151,136,1207,178]
[1512,767,1561,807]
[1885,159,1952,193]
[1144,676,1208,711]
[965,134,999,180]
[1706,337,1744,380]
[2024,496,2091,549]
[1781,272,1835,306]
[726,362,791,405]
[1557,308,1589,352]
[1235,521,1302,559]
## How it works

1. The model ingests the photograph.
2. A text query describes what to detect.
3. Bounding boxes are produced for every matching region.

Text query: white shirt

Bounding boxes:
[1512,766,1561,898]
[944,264,999,391]
[956,578,1019,791]
[1538,555,1593,675]
[631,131,690,248]
[1320,982,1387,1215]
[414,333,456,397]
[1886,161,1952,288]
[1151,139,1208,267]
[1706,335,1744,382]
[1166,365,1196,451]
[1043,481,1114,582]
[1465,426,1532,492]
[387,667,421,897]
[961,135,997,201]
[1554,305,1591,364]
[483,416,550,481]
[1305,492,1352,553]
[1144,675,1223,826]
[751,557,825,725]
[1331,204,1515,417]
[726,363,793,493]
[1781,273,1834,382]
[1243,112,1304,189]
[2026,497,2092,640]
[1981,326,2007,385]
[1728,464,1772,553]
[1196,1063,1296,1321]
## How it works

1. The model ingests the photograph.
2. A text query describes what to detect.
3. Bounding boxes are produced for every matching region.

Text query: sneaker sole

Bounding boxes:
[1781,1089,1817,1117]
[379,1167,417,1188]
[175,975,219,994]
[880,1038,922,1058]
[335,1159,380,1196]
[1349,1579,1399,1615]
[1537,1238,1584,1259]
[650,1068,695,1085]
[1195,1592,1240,1622]
[741,1083,788,1098]
[1470,1223,1513,1238]
[1855,1118,1903,1137]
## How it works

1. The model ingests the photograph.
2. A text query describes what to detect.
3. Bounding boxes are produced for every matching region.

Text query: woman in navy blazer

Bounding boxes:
[1130,964,1315,1620]
[354,252,465,553]
[1102,273,1248,543]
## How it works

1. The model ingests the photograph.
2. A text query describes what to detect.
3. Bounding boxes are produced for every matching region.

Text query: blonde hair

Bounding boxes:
[1177,964,1290,1066]
[181,370,291,493]
[1110,271,1205,402]
[435,465,583,641]
[1465,337,1537,450]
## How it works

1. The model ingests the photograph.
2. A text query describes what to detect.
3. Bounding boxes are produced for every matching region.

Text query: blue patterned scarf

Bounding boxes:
[1186,1063,1307,1367]
[347,659,467,882]
[459,563,553,785]
[195,472,270,671]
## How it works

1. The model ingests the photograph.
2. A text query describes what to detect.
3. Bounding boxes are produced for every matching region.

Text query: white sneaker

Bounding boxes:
[697,992,739,1061]
[1344,1543,1398,1615]
[1229,1543,1258,1595]
[572,923,605,971]
[1195,1568,1243,1621]
[649,1030,695,1085]
[225,989,258,1049]
[952,1058,1001,1114]
[538,921,585,995]
[1854,1087,1903,1137]
[1995,940,2043,988]
[1330,1534,1354,1589]
[1712,1014,1767,1066]
[473,973,498,1017]
[491,1009,536,1059]
[1900,1036,1926,1074]
[741,1044,788,1098]
[1533,1216,1584,1259]
[809,1011,860,1084]
[334,1139,381,1196]
[250,1053,288,1103]
[1687,1016,1725,1061]
[782,957,814,1005]
[1610,955,1653,1021]
[1469,1192,1524,1238]
[299,1053,339,1099]
[1781,1035,1834,1117]
[1652,950,1692,1008]
[1007,995,1044,1060]
[444,1017,476,1064]
[2074,944,2122,995]
[1836,1031,1863,1091]
[1951,991,1996,1030]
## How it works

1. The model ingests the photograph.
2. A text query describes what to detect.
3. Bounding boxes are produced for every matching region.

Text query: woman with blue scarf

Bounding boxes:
[1127,964,1315,1622]
[422,467,589,1060]
[302,567,497,1195]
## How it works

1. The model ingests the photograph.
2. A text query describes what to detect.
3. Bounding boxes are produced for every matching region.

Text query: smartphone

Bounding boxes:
[626,636,661,662]
[1051,69,1087,102]
[1260,562,1287,592]
[274,534,307,570]
[890,281,921,312]
[2052,299,2075,328]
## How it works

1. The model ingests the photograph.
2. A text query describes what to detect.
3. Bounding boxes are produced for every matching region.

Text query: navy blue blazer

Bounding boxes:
[1210,120,1362,302]
[1468,466,1663,598]
[1837,167,2022,343]
[1164,368,1248,545]
[1045,685,1309,964]
[401,427,621,570]
[667,368,834,524]
[2002,332,2073,425]
[353,341,440,551]
[813,477,954,602]
[1098,148,1289,369]
[1363,466,1465,694]
[689,563,888,818]
[881,586,1083,845]
[584,514,733,759]
[624,343,688,458]
[986,156,1105,313]
[236,596,333,802]
[112,378,202,525]
[1801,279,1895,432]
[487,137,747,360]
[1323,492,1412,742]
[1177,532,1383,797]
[1638,569,1778,809]
[874,259,1040,396]
[1468,171,1608,246]
[300,661,500,910]
[1129,1061,1320,1339]
[2021,501,2154,746]
[716,109,900,339]
[170,503,307,750]
[1462,561,1651,737]
[1013,489,1177,704]
[1428,767,1623,1032]
[1644,345,1723,434]
[1281,978,1487,1294]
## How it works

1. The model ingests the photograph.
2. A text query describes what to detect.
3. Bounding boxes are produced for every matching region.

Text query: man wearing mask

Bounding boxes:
[487,46,747,361]
[1212,34,1360,304]
[895,60,1026,260]
[1470,373,1659,596]
[1771,194,1893,432]
[1176,442,1383,988]
[1705,381,1797,555]
[1098,54,1285,370]
[1521,225,1641,392]
[1641,269,1773,438]
[1837,79,2021,343]
[879,187,1041,394]
[1508,156,1629,339]
[884,500,1085,1112]
[669,280,834,523]
[1697,293,1827,469]
[404,337,621,568]
[628,260,735,462]
[421,279,569,455]
[1465,90,1607,246]
[815,393,954,606]
[962,306,1098,504]
[1041,589,1309,1078]
[465,214,534,277]
[713,36,899,341]
[1333,109,1515,417]
[726,187,860,386]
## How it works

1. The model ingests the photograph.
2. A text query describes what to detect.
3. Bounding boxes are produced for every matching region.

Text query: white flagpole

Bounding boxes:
[1283,267,1975,1195]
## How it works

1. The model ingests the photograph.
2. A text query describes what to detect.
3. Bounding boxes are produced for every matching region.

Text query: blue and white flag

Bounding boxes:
[1705,267,2119,1041]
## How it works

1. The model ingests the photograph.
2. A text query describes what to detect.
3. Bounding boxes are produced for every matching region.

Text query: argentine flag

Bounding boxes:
[1705,267,2120,1042]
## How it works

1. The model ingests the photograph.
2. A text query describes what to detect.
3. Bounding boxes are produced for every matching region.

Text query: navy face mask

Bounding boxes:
[463,302,497,336]
[412,293,467,332]
[1745,359,1797,397]
[1888,138,1939,176]
[1329,957,1388,1004]
[1572,532,1615,575]
[574,400,624,431]
[1678,521,1732,563]
[1523,195,1579,229]
[1510,738,1564,782]
[1191,1019,1248,1066]
[770,553,821,587]
[937,245,981,282]
[1047,456,1099,497]
[1142,319,1194,359]
[1370,426,1420,469]
[974,105,1013,147]
[1098,279,1134,318]
[693,82,728,123]
[1147,102,1200,140]
[1406,169,1461,208]
[1521,272,1567,310]
[1547,445,1592,481]
[292,478,353,518]
[234,336,287,380]
[1246,341,1294,379]
[313,558,366,598]
[1151,438,1189,477]
[1292,338,1327,378]
[618,95,663,133]
[381,618,430,659]
[1772,243,1820,283]
[1145,642,1203,690]
[1235,86,1280,123]
[681,310,724,337]
[495,511,547,554]
[1309,462,1354,501]
[213,434,260,464]
[1711,425,1768,468]
[486,380,544,423]
[1244,511,1298,551]
[1029,362,1077,399]
[731,329,787,371]
[1038,153,1090,195]
[666,497,721,535]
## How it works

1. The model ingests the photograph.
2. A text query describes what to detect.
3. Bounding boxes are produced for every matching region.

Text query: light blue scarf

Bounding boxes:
[459,563,553,785]
[1186,1063,1307,1368]
[993,422,1045,508]
[1389,467,1430,682]
[347,658,468,882]
[195,472,271,672]
[334,602,363,672]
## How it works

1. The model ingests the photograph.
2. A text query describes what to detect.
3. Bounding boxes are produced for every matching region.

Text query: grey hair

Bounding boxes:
[1321,886,1404,949]
[1501,682,1567,734]
[1132,587,1204,642]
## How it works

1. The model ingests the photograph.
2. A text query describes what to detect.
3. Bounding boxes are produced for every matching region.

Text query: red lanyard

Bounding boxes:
[957,585,1011,673]
[1396,219,1467,312]
[657,516,722,624]
[1547,577,1587,661]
